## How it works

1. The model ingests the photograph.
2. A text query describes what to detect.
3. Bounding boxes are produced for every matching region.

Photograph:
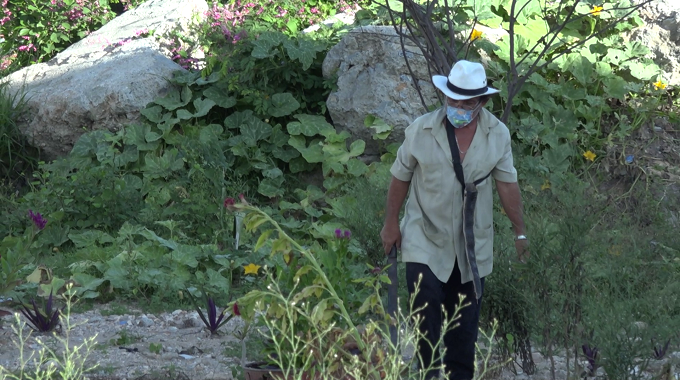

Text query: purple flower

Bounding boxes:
[28,210,47,230]
[335,229,342,238]
[344,230,351,239]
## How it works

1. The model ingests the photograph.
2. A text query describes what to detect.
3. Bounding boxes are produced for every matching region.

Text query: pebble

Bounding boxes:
[138,316,154,327]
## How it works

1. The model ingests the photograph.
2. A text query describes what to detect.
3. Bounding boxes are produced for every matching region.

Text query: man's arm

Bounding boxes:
[380,176,410,254]
[495,180,525,236]
[496,180,529,261]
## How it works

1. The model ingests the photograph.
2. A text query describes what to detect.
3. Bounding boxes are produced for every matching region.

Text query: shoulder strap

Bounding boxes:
[444,117,466,197]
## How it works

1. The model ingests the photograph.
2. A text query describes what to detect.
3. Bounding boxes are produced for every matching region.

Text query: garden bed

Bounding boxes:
[1,303,678,380]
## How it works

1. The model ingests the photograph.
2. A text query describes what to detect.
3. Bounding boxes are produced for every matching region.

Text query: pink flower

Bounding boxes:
[310,7,319,14]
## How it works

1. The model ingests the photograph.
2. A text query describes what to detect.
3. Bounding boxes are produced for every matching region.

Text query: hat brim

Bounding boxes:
[432,75,499,100]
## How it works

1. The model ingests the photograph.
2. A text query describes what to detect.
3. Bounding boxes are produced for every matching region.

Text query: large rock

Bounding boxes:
[322,26,440,157]
[4,0,208,160]
[632,0,680,86]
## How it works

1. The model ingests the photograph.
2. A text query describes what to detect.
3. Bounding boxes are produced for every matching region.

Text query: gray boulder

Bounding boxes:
[632,0,680,86]
[4,0,208,160]
[322,26,440,158]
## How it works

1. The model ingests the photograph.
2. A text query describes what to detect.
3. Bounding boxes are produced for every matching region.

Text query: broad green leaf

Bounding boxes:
[39,225,70,247]
[258,177,285,197]
[193,98,216,118]
[251,31,287,58]
[624,60,661,81]
[287,114,335,136]
[140,105,164,123]
[569,56,593,86]
[176,109,193,120]
[123,124,159,151]
[346,159,368,177]
[262,167,283,178]
[288,156,315,173]
[206,268,230,292]
[142,150,185,179]
[542,143,573,172]
[272,146,300,162]
[69,230,114,248]
[104,257,130,290]
[282,38,325,70]
[241,118,273,147]
[268,93,300,117]
[604,77,628,100]
[114,145,139,167]
[170,245,199,268]
[603,49,626,66]
[154,85,192,111]
[204,86,237,109]
[70,132,101,157]
[323,176,347,191]
[199,124,223,144]
[288,136,324,163]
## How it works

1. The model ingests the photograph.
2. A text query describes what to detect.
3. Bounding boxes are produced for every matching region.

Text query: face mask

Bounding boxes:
[446,103,481,128]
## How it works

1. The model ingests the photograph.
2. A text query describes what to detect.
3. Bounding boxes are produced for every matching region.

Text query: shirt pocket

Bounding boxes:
[417,162,444,196]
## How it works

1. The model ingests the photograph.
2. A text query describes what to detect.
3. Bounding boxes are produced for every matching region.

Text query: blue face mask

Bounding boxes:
[447,103,481,128]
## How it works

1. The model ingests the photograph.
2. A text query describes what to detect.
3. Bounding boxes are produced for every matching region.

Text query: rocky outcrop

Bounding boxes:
[322,26,440,157]
[4,0,208,160]
[631,0,680,85]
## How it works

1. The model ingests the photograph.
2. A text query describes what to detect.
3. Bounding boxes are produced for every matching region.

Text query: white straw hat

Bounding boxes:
[432,60,499,100]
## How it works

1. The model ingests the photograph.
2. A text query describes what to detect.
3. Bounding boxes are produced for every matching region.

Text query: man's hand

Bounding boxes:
[515,239,529,263]
[380,222,402,255]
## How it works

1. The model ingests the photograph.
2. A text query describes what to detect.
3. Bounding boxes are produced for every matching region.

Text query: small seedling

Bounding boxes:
[186,289,234,334]
[20,290,63,332]
[149,342,163,354]
[110,329,140,346]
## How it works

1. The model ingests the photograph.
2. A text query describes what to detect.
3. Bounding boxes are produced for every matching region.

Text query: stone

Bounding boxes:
[322,25,440,157]
[631,0,680,86]
[138,316,154,327]
[3,0,208,160]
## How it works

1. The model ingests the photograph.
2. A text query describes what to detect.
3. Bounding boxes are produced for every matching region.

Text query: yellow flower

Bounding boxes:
[590,6,603,16]
[243,263,261,275]
[470,29,483,42]
[608,245,622,256]
[541,180,551,191]
[583,150,597,162]
[653,80,667,90]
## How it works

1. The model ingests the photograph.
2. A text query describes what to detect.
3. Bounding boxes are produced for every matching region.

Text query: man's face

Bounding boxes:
[447,97,482,110]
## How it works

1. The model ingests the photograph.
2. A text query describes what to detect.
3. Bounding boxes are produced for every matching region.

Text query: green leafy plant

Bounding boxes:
[0,0,146,73]
[149,342,163,355]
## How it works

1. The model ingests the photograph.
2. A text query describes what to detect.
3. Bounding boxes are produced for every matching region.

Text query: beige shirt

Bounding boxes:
[390,107,518,284]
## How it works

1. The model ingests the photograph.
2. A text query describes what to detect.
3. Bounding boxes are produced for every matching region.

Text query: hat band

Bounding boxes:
[447,80,488,96]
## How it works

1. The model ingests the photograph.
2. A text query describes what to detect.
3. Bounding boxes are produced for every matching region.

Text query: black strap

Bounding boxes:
[444,117,466,199]
[443,116,491,300]
[443,117,491,195]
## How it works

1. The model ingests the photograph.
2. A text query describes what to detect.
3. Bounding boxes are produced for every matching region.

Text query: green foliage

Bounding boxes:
[0,81,39,184]
[484,177,680,379]
[0,0,146,73]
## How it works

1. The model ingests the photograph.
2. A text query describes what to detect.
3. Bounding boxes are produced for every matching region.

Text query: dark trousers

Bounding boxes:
[406,261,484,380]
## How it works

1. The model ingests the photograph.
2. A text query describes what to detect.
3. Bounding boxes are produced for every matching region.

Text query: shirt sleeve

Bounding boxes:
[390,125,417,182]
[492,127,518,183]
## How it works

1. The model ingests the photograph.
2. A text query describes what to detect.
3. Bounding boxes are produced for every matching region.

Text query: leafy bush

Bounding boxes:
[0,0,146,73]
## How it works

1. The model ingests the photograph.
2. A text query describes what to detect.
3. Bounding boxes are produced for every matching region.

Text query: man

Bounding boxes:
[380,60,528,380]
